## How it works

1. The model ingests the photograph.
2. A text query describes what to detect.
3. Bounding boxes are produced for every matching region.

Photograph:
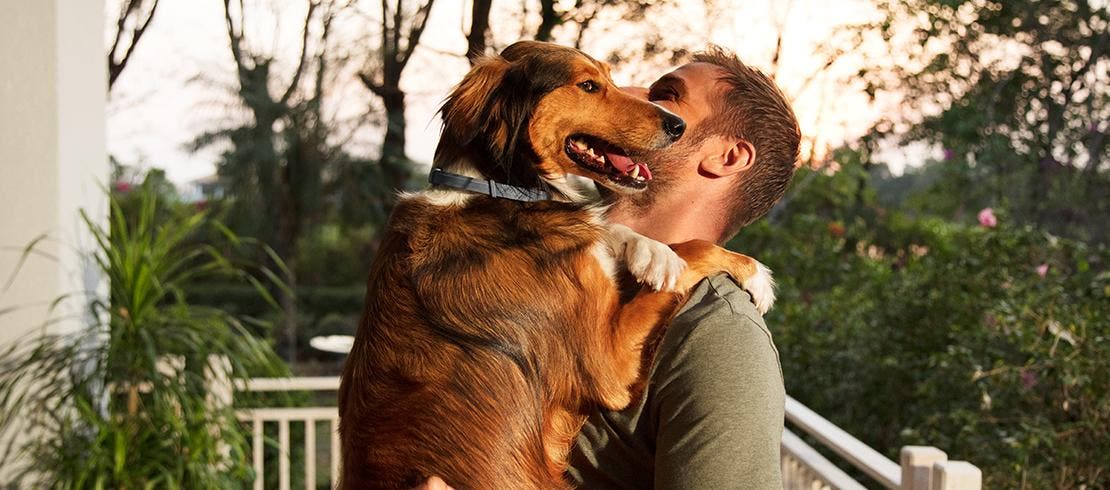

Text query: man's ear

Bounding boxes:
[700,137,756,177]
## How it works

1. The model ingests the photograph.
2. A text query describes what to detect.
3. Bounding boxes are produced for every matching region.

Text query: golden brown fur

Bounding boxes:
[339,41,766,489]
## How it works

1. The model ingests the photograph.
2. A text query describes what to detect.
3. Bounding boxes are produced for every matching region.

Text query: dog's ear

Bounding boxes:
[439,55,511,151]
[487,53,572,173]
[437,47,572,184]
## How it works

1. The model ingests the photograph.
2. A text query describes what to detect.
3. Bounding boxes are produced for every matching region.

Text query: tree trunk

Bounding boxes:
[466,0,493,62]
[535,0,560,42]
[379,85,409,190]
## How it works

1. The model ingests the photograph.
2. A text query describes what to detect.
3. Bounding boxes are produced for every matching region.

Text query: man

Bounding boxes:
[422,45,799,489]
[566,45,800,488]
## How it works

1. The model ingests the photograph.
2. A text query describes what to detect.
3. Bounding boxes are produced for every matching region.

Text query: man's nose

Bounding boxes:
[620,86,649,101]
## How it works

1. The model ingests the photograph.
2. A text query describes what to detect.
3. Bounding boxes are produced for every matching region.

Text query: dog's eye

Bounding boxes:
[577,80,600,93]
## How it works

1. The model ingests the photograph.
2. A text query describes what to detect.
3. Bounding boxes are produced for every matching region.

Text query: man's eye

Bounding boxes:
[578,80,600,93]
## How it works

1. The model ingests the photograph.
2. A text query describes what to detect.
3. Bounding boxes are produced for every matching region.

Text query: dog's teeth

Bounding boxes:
[630,166,640,178]
[586,148,596,157]
[573,140,587,150]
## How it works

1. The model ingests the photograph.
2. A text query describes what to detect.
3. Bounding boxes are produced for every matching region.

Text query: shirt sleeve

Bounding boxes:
[650,277,785,489]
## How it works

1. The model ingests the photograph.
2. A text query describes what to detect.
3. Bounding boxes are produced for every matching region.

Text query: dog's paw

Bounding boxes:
[624,235,686,291]
[742,261,776,315]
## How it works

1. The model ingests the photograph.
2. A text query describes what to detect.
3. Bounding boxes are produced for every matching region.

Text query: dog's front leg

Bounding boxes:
[588,237,776,411]
[584,224,688,410]
[602,223,686,291]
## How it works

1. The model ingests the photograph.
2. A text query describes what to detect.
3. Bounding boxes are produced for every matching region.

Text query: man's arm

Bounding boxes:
[651,276,785,488]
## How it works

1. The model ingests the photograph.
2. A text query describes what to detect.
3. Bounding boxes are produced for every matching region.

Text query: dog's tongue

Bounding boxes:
[606,151,635,172]
[605,152,652,180]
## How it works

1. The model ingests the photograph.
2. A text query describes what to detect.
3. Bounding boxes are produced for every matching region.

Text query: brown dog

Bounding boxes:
[338,41,774,489]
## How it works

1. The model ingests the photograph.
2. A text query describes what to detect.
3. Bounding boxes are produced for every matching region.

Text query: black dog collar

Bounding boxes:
[428,168,551,202]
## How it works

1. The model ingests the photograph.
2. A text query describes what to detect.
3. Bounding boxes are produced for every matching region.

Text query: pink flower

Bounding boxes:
[943,148,955,161]
[1036,264,1049,278]
[977,208,997,228]
[1021,370,1038,389]
[113,181,132,193]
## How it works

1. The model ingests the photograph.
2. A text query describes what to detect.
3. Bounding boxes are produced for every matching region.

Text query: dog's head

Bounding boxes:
[435,41,685,196]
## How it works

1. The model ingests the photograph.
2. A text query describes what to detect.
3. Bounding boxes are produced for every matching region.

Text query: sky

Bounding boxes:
[107,0,919,186]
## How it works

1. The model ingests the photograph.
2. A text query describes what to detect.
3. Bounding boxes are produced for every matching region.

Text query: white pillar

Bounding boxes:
[0,0,107,481]
[0,0,107,345]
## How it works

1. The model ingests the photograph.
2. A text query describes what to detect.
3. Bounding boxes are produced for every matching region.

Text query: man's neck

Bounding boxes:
[606,190,726,245]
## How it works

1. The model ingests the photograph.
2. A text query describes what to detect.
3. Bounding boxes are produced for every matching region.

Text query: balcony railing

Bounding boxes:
[224,376,981,490]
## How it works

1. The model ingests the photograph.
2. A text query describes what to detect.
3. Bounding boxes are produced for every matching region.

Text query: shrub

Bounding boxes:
[0,184,287,487]
[736,167,1108,488]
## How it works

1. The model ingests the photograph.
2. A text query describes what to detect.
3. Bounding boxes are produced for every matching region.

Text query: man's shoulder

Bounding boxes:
[666,273,777,355]
[646,272,782,392]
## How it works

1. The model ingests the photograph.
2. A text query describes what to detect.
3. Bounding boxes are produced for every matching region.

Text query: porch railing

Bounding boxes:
[224,376,981,490]
[782,396,982,489]
[230,377,342,490]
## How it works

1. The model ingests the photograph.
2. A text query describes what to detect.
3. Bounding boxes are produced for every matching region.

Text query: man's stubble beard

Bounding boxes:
[621,126,710,208]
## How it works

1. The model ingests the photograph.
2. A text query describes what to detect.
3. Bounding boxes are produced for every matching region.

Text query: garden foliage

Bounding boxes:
[0,182,286,488]
[737,160,1108,488]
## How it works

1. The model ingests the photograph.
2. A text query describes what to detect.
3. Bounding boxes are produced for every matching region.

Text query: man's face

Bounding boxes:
[621,62,727,205]
[644,62,723,132]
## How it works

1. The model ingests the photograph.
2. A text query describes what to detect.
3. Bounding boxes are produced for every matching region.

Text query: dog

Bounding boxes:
[338,41,774,489]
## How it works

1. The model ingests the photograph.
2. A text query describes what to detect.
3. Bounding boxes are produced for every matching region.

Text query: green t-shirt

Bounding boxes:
[567,273,785,489]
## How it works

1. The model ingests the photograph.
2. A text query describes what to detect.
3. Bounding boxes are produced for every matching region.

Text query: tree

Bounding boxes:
[357,0,437,193]
[533,0,661,48]
[194,0,342,363]
[107,0,160,91]
[860,0,1109,243]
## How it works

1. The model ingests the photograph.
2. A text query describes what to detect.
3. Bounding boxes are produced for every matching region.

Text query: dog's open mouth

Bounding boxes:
[565,134,651,189]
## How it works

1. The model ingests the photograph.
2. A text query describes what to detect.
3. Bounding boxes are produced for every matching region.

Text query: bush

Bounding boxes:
[0,184,288,487]
[735,166,1109,488]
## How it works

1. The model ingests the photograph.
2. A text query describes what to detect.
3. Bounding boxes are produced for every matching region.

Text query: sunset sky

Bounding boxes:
[107,0,918,186]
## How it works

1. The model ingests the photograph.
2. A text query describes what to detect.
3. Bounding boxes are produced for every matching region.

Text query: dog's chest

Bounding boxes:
[402,195,612,278]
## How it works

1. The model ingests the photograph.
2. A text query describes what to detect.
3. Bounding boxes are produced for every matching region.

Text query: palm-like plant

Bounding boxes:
[0,184,286,488]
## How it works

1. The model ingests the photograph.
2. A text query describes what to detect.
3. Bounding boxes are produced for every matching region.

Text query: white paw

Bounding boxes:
[742,261,776,315]
[624,235,686,291]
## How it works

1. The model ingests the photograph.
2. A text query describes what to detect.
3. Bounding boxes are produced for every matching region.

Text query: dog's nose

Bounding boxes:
[661,112,686,140]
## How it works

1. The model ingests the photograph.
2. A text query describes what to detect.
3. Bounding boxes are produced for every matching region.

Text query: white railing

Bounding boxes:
[224,377,981,490]
[229,376,343,490]
[783,395,982,489]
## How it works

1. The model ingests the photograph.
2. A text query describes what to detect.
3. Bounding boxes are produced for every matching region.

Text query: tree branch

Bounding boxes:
[107,0,141,72]
[768,0,794,80]
[108,0,160,90]
[535,0,560,42]
[465,0,492,63]
[358,72,388,98]
[391,0,403,60]
[223,0,249,79]
[398,0,435,70]
[279,0,320,106]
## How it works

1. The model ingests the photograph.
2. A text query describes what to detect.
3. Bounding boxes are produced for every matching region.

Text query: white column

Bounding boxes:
[0,0,107,482]
[0,0,107,346]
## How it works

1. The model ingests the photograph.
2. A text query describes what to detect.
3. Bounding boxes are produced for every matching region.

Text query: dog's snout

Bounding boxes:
[661,112,686,140]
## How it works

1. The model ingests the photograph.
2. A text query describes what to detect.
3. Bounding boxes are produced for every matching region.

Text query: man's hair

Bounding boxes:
[692,45,800,238]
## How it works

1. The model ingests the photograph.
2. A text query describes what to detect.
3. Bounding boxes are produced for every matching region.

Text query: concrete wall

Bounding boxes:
[0,0,107,479]
[0,0,107,342]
